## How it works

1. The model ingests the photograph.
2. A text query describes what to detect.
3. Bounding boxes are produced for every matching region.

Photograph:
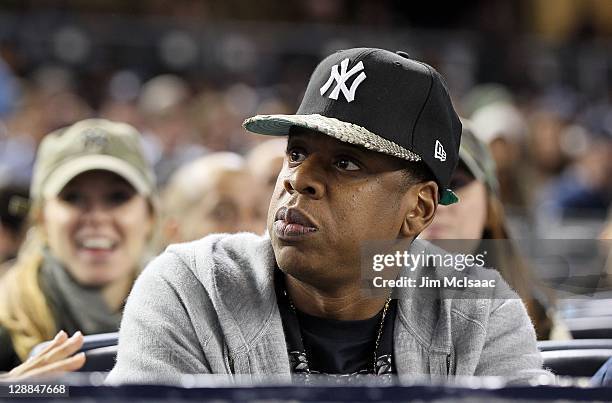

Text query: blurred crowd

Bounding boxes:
[0,0,611,377]
[1,61,611,265]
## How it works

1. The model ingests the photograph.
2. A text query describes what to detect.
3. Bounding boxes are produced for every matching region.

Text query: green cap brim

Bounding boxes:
[440,189,459,205]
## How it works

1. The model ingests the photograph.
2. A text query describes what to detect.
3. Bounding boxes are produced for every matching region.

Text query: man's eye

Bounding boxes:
[288,150,306,163]
[335,158,360,171]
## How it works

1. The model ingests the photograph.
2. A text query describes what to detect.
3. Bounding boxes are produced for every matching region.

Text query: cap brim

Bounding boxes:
[243,114,421,162]
[42,155,152,199]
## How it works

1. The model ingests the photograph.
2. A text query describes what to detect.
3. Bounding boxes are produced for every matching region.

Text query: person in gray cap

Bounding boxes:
[108,48,550,385]
[0,119,157,373]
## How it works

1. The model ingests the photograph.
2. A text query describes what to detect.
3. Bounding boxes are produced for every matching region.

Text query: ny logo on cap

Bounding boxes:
[320,58,366,103]
[82,128,109,152]
[434,140,447,162]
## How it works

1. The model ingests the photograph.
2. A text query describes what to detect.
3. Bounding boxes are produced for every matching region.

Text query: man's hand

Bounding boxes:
[0,330,86,381]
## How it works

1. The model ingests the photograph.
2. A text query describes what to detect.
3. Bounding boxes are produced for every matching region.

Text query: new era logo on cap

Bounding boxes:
[320,58,366,103]
[434,140,447,162]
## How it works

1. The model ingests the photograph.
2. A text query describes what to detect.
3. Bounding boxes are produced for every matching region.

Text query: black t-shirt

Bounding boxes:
[295,307,384,374]
[275,269,396,377]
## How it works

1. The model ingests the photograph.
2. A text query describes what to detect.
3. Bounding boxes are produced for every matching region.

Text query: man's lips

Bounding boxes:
[274,207,318,239]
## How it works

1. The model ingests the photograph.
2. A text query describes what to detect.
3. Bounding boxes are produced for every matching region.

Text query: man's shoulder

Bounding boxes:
[129,233,279,347]
[397,240,521,333]
[141,232,276,297]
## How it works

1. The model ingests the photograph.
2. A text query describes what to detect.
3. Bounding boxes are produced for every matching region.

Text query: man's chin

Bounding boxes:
[273,243,319,273]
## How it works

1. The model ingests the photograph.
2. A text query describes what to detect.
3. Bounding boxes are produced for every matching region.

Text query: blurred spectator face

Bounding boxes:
[247,139,287,222]
[99,100,143,130]
[471,102,526,172]
[139,74,196,153]
[421,165,488,241]
[576,140,612,192]
[489,137,520,172]
[162,153,265,245]
[529,112,566,175]
[181,170,263,238]
[190,91,245,152]
[149,108,194,152]
[42,90,93,133]
[41,170,153,286]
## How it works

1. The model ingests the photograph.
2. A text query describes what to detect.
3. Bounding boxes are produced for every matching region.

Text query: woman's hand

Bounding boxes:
[0,330,86,381]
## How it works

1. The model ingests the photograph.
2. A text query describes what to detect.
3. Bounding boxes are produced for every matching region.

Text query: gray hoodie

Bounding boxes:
[106,233,549,385]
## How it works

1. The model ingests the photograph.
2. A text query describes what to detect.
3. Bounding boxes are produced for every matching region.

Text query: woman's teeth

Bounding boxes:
[80,238,115,250]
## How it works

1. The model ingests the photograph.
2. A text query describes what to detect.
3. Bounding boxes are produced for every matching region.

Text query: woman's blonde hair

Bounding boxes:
[0,205,57,361]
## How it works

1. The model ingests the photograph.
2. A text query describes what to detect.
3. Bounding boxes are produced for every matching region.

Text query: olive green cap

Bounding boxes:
[31,118,155,201]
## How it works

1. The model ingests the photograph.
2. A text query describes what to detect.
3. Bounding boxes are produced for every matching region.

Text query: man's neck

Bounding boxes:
[285,273,389,321]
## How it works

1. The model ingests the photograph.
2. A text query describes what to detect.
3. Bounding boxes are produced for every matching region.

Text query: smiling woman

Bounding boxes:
[0,119,156,372]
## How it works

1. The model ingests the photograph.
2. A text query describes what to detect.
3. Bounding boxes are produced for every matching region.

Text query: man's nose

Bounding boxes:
[283,158,325,199]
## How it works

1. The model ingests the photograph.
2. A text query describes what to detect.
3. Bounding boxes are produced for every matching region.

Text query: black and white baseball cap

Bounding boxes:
[243,48,462,205]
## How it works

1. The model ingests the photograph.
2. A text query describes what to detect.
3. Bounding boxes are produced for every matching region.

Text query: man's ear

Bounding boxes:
[400,181,438,238]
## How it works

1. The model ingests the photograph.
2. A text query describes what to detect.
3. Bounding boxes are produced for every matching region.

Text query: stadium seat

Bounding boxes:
[538,339,612,351]
[79,345,118,372]
[537,339,612,377]
[564,317,612,339]
[29,332,119,372]
[541,349,612,377]
[30,334,612,375]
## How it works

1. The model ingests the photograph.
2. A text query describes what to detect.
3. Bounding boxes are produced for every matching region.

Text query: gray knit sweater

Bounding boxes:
[106,233,550,385]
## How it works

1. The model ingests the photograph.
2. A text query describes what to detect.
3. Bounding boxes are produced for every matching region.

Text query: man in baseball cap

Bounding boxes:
[108,48,549,384]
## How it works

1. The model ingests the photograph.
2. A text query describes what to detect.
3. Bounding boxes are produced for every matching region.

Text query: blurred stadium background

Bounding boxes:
[0,0,610,240]
[0,1,611,383]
